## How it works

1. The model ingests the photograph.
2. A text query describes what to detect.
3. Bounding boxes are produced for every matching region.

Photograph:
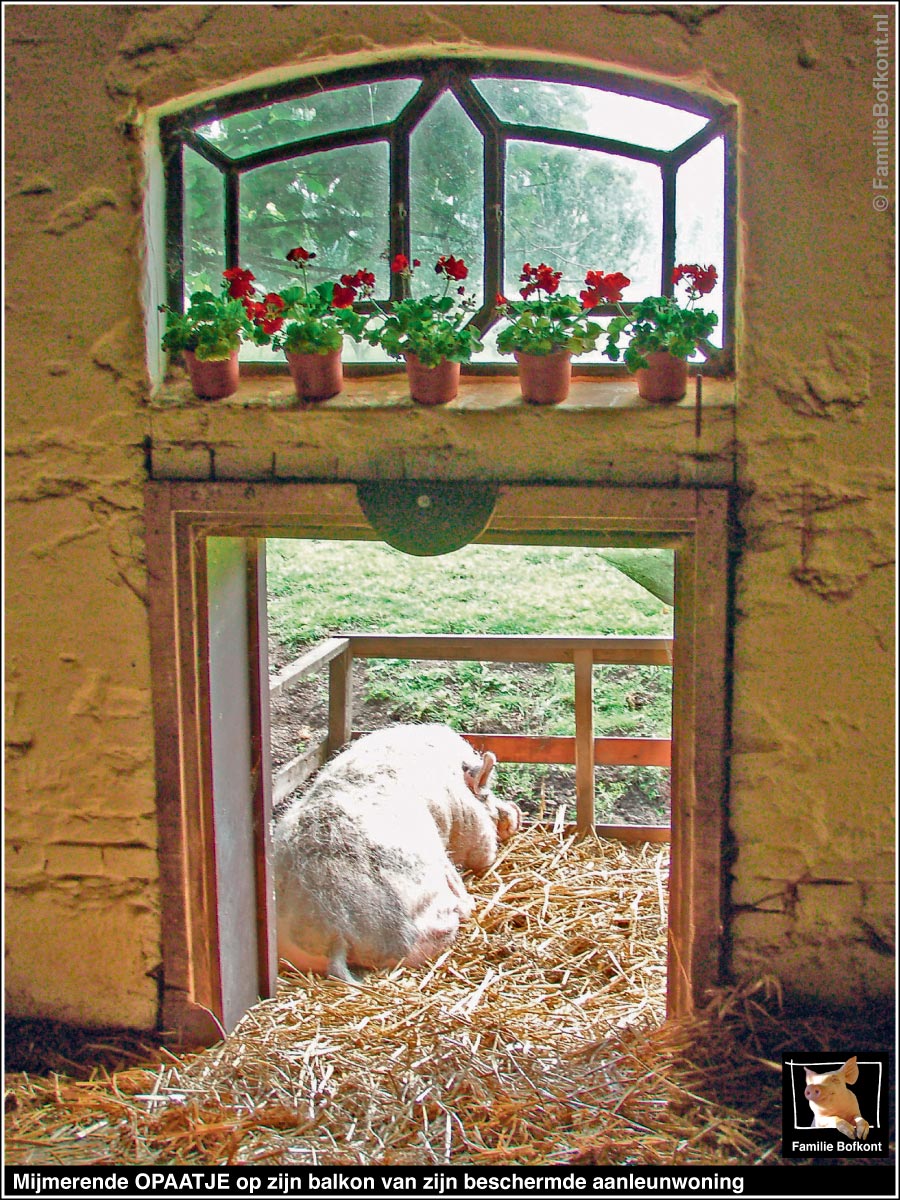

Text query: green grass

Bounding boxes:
[267,539,674,821]
[267,541,673,641]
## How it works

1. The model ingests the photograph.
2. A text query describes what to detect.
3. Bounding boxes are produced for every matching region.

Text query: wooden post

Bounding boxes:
[573,649,594,835]
[327,644,354,756]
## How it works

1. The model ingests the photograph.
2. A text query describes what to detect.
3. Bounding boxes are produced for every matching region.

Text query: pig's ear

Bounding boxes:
[804,1067,816,1081]
[842,1057,859,1084]
[478,751,496,791]
[463,759,482,795]
[465,751,495,794]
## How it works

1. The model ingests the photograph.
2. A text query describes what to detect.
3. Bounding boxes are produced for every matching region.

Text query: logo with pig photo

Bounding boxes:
[782,1054,887,1157]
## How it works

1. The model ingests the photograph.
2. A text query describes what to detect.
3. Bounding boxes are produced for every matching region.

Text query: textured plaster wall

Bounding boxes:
[4,4,895,1028]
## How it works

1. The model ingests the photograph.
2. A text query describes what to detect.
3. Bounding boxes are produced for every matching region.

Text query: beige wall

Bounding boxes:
[5,4,894,1028]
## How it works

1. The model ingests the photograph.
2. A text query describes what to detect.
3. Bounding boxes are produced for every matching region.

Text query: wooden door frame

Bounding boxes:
[144,481,731,1045]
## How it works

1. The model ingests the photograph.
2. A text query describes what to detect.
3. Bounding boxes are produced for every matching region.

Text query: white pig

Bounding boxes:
[804,1057,870,1140]
[273,724,521,982]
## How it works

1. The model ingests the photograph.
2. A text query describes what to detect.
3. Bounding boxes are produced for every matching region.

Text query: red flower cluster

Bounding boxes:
[391,254,421,274]
[243,292,286,334]
[519,262,562,299]
[286,246,316,263]
[672,263,717,295]
[222,267,286,333]
[579,269,631,308]
[223,267,257,300]
[333,268,376,309]
[435,254,468,282]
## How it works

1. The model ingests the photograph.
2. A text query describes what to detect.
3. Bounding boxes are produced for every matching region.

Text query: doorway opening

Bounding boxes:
[145,482,730,1046]
[267,539,674,835]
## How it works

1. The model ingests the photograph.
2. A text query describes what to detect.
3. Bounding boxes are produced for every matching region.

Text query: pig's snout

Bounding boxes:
[805,1085,820,1101]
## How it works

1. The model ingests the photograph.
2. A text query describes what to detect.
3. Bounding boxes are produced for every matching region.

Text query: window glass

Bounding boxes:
[195,79,421,159]
[183,148,226,299]
[471,321,508,366]
[504,141,662,300]
[474,78,708,151]
[239,142,391,295]
[676,137,725,348]
[410,91,485,305]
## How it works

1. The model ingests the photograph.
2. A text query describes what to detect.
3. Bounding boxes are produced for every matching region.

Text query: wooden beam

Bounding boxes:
[269,636,351,701]
[573,649,594,836]
[461,732,671,767]
[327,644,354,756]
[272,736,330,805]
[568,823,670,844]
[345,633,673,666]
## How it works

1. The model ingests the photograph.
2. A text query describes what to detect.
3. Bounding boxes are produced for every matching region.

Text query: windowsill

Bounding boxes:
[149,367,736,412]
[145,367,737,484]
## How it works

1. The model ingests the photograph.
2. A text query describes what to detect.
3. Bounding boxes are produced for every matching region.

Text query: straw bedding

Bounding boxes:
[3,823,891,1167]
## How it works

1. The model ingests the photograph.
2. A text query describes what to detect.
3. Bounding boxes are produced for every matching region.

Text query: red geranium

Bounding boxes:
[496,260,618,357]
[342,268,376,291]
[519,261,562,299]
[436,254,468,282]
[160,267,260,360]
[286,246,315,263]
[366,252,482,366]
[223,267,256,300]
[330,286,355,309]
[603,262,719,370]
[239,244,375,354]
[391,253,421,274]
[244,292,286,334]
[333,268,377,308]
[580,269,631,308]
[672,263,718,296]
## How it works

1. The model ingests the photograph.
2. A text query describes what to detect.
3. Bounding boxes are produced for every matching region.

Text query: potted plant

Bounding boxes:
[495,263,630,403]
[366,254,483,404]
[159,267,261,399]
[255,246,373,401]
[602,263,719,402]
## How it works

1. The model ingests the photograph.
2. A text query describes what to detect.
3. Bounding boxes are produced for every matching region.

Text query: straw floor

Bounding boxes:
[4,823,892,1167]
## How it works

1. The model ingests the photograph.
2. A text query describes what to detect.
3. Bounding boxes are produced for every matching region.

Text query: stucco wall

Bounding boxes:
[4,4,894,1028]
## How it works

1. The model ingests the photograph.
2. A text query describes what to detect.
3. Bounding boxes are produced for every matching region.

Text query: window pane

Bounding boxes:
[676,137,725,348]
[242,329,384,366]
[183,148,225,299]
[471,320,509,365]
[239,143,391,295]
[474,78,709,151]
[505,141,662,299]
[410,91,484,305]
[196,79,421,159]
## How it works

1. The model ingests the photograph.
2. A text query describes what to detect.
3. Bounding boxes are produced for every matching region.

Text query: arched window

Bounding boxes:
[161,59,735,374]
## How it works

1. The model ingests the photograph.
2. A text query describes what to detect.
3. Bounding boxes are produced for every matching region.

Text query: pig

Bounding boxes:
[273,723,522,983]
[804,1057,870,1140]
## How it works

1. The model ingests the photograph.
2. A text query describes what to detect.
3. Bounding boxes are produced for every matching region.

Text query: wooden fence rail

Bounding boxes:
[269,633,672,843]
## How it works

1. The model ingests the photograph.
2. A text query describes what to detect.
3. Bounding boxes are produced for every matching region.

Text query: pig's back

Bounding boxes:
[273,768,458,970]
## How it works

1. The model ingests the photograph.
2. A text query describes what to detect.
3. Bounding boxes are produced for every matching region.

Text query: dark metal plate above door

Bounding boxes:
[356,481,499,556]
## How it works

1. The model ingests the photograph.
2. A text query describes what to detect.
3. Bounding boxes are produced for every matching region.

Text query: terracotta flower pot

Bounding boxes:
[183,349,239,400]
[634,350,689,402]
[514,349,572,404]
[285,348,343,401]
[404,354,460,405]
